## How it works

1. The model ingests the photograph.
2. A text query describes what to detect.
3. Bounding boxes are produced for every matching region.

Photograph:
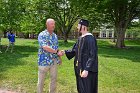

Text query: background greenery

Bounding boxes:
[0,0,140,47]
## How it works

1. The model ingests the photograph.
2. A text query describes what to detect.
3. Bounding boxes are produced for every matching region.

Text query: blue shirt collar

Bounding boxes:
[45,29,55,36]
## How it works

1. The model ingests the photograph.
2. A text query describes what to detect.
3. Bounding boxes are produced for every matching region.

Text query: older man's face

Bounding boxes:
[47,21,55,32]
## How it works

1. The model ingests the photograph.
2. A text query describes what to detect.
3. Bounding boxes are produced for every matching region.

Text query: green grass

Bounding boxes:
[0,38,140,93]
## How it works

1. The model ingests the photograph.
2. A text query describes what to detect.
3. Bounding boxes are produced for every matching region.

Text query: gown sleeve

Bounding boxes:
[84,36,98,72]
[65,43,77,60]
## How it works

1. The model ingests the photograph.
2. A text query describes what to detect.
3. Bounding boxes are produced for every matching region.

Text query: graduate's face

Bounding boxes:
[77,24,86,33]
[77,24,84,32]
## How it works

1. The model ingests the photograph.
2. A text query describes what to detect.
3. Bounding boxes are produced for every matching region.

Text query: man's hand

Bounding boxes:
[81,70,88,78]
[57,50,65,56]
[61,50,65,55]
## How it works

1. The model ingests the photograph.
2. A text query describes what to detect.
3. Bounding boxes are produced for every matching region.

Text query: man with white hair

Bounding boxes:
[37,18,63,93]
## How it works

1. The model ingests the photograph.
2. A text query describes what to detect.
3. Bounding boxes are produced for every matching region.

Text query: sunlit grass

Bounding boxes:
[0,38,140,93]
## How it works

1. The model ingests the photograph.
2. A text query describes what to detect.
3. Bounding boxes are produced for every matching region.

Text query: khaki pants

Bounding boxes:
[37,62,57,93]
[5,42,14,53]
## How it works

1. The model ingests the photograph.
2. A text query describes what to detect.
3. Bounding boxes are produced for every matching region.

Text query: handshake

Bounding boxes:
[57,50,65,56]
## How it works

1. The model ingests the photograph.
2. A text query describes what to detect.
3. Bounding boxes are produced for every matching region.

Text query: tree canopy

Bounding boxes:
[0,0,140,47]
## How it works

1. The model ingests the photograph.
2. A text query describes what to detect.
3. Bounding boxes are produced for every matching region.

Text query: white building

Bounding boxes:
[93,24,134,39]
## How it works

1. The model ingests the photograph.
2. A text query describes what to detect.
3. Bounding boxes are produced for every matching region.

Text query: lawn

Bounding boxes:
[0,38,140,93]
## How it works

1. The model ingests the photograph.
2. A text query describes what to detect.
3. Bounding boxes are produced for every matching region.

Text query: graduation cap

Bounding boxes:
[78,19,89,27]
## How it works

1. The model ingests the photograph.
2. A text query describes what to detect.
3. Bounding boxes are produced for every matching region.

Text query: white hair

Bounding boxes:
[46,18,55,24]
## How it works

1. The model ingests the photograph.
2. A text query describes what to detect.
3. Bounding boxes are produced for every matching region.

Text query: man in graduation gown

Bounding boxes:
[64,19,98,93]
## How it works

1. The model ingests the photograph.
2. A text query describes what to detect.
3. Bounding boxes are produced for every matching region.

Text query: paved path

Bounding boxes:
[0,89,17,93]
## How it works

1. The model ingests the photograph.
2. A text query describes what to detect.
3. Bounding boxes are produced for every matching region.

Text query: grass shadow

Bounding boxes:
[32,40,76,48]
[98,40,140,63]
[0,45,38,80]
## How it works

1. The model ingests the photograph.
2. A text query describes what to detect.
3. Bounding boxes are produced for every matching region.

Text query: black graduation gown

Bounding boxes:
[65,35,98,93]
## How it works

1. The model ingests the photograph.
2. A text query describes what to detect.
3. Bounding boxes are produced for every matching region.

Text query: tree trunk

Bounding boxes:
[115,27,126,48]
[24,33,29,38]
[64,33,68,43]
[3,30,7,38]
[113,28,116,43]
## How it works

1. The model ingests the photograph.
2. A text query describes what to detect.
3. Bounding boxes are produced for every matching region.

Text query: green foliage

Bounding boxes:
[96,0,140,47]
[0,0,140,44]
[127,20,140,38]
[44,0,80,42]
[0,0,25,31]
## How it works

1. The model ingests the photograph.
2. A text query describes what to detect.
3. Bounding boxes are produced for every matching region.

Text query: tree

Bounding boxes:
[19,0,41,38]
[0,0,25,37]
[127,19,140,38]
[48,0,80,42]
[98,0,140,48]
[35,0,100,42]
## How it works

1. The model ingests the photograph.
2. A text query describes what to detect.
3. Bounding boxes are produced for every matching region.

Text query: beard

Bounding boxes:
[78,31,82,36]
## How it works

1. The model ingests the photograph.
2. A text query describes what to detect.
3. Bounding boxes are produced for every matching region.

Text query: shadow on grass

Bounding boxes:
[125,39,140,45]
[31,39,140,62]
[32,39,140,63]
[32,40,76,48]
[0,39,139,80]
[59,40,76,48]
[98,40,140,63]
[0,45,38,80]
